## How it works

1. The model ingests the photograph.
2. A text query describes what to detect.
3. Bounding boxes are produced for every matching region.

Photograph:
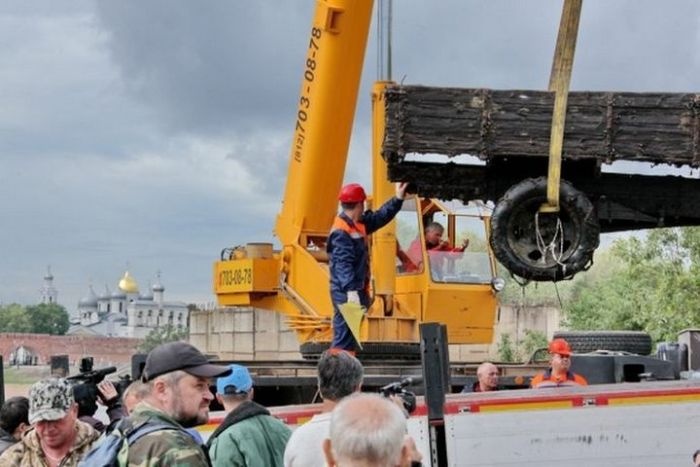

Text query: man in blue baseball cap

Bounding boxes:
[207,364,291,467]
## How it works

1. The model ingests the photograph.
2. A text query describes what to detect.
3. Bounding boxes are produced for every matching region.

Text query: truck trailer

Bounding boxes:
[199,325,700,466]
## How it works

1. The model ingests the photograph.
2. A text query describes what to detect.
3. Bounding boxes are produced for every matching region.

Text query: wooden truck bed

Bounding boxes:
[383,85,700,233]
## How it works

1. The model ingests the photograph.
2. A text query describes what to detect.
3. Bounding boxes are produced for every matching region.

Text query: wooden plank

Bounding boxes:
[383,86,700,166]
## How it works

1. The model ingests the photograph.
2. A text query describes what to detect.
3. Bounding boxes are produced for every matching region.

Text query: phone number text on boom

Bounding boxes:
[294,26,322,163]
[219,268,253,286]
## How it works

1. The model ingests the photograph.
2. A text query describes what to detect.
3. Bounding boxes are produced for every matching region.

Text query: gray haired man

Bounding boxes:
[323,393,415,467]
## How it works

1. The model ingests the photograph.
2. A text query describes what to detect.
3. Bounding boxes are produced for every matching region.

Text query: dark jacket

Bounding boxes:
[207,400,291,467]
[79,402,126,433]
[461,381,499,393]
[328,197,403,300]
[0,427,16,455]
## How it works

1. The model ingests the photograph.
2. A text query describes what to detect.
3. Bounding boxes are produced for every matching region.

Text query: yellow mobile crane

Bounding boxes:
[213,0,502,358]
[214,0,700,357]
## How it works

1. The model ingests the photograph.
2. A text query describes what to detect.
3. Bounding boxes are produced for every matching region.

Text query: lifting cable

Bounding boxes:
[553,281,565,313]
[540,0,583,214]
[534,212,566,272]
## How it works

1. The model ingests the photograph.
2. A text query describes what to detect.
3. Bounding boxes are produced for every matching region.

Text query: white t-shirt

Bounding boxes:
[283,412,332,467]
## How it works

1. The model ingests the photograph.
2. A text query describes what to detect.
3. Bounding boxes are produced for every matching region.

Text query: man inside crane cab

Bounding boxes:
[327,182,409,353]
[406,221,469,279]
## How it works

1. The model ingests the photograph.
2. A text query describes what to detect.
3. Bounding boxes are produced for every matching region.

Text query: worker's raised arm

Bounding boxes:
[395,182,409,200]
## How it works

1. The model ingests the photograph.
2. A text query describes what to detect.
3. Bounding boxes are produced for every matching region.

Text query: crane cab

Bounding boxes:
[382,197,503,347]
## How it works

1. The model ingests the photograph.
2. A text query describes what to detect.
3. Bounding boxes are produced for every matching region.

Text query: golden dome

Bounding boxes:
[118,271,139,293]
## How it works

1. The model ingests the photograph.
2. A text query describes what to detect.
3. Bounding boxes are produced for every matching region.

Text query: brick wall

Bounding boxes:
[0,333,142,368]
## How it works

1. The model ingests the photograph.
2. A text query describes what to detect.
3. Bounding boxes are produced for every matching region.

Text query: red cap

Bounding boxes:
[548,338,572,357]
[338,183,367,203]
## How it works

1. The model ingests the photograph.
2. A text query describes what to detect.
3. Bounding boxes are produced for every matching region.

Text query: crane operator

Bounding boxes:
[327,182,409,354]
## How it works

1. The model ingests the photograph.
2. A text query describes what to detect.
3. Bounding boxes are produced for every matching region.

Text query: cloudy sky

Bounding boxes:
[1,1,698,311]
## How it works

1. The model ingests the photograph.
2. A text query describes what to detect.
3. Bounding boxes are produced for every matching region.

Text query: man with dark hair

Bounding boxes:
[693,449,700,467]
[0,396,29,454]
[207,364,291,466]
[284,350,364,467]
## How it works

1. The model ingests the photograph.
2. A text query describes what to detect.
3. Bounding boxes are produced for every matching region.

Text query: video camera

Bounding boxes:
[67,357,131,417]
[379,376,421,415]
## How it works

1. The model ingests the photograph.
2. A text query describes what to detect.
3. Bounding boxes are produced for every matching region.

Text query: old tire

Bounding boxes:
[553,330,653,355]
[490,177,600,281]
[300,342,421,361]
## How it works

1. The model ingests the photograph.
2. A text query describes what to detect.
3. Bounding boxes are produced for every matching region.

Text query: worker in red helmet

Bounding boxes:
[530,338,588,388]
[327,182,409,353]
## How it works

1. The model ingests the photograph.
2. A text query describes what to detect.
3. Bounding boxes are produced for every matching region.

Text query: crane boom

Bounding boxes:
[212,0,501,359]
[275,1,375,246]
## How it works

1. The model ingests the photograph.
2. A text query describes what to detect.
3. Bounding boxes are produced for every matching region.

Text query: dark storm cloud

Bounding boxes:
[0,1,157,160]
[93,1,314,135]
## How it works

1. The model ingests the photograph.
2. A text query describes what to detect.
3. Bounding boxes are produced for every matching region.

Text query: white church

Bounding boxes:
[68,271,189,339]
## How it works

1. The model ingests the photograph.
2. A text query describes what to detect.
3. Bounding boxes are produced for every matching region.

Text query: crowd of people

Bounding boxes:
[8,335,700,466]
[0,334,589,467]
[0,343,424,467]
[0,336,587,467]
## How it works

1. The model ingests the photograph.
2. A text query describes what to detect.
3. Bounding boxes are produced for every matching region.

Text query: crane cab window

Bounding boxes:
[395,198,423,274]
[428,210,493,284]
[395,198,494,283]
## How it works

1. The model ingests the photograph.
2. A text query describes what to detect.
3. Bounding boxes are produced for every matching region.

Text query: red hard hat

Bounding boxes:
[548,338,572,357]
[338,183,367,203]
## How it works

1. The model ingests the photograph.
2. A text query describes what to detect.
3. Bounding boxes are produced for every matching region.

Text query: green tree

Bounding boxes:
[520,329,548,360]
[497,330,548,363]
[497,333,516,362]
[493,227,700,347]
[497,266,576,308]
[25,303,70,335]
[565,227,700,342]
[138,325,189,353]
[0,304,32,333]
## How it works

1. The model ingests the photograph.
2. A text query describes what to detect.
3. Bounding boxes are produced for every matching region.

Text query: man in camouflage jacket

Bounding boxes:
[0,378,99,466]
[125,341,232,466]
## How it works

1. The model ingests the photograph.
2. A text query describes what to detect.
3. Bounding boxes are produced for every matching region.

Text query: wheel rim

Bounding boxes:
[505,197,583,271]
